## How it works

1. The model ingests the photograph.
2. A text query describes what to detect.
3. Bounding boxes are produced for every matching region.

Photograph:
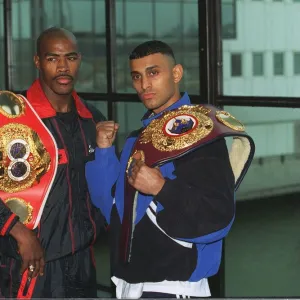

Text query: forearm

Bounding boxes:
[86,146,120,223]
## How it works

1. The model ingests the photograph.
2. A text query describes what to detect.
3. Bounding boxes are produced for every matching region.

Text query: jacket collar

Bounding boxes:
[141,92,191,127]
[26,79,92,119]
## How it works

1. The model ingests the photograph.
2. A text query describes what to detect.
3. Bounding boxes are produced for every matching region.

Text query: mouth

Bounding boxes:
[141,93,155,100]
[55,76,73,85]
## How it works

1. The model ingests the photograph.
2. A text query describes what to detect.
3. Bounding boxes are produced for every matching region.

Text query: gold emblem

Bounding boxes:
[5,197,33,225]
[0,91,25,118]
[126,150,145,176]
[216,111,245,132]
[0,123,51,193]
[140,105,213,152]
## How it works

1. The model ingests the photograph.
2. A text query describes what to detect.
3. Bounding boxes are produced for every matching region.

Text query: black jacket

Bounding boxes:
[110,137,235,283]
[0,86,105,262]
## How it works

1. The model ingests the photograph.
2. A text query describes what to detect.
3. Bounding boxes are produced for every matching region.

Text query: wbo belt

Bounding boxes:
[0,91,58,230]
[127,104,255,190]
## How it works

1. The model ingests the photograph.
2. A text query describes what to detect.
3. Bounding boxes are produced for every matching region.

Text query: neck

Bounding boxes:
[40,80,73,113]
[153,90,181,114]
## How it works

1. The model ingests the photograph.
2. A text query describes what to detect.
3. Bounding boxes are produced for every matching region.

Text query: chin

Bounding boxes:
[142,100,156,110]
[54,87,73,96]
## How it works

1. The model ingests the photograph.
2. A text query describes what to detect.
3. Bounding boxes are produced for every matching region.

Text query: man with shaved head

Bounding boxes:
[86,40,255,298]
[0,27,106,298]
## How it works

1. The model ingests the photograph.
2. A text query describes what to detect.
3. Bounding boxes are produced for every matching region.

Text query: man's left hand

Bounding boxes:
[127,154,165,196]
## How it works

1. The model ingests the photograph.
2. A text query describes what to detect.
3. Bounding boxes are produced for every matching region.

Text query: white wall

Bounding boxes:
[220,1,300,199]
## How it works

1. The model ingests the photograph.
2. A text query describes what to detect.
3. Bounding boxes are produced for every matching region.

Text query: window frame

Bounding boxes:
[273,52,285,76]
[4,1,300,298]
[252,52,264,76]
[230,52,243,77]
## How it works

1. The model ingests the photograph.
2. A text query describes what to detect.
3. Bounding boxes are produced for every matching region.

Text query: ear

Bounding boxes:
[33,55,40,70]
[172,64,183,84]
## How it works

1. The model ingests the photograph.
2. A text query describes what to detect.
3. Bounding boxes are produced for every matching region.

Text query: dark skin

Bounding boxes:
[33,32,81,113]
[10,222,45,278]
[9,30,82,278]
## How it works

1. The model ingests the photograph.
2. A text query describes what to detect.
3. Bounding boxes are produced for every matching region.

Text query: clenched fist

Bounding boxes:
[127,152,165,196]
[96,121,119,148]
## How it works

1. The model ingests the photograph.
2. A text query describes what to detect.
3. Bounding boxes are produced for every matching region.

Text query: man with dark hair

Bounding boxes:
[86,40,255,298]
[129,40,176,61]
[0,27,105,298]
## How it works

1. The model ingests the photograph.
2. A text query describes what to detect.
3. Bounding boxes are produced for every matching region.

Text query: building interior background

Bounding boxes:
[1,0,300,297]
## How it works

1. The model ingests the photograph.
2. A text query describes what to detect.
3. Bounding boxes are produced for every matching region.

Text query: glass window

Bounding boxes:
[0,0,4,89]
[221,0,236,39]
[11,0,106,92]
[116,0,200,95]
[293,52,300,75]
[273,52,284,76]
[231,53,242,77]
[221,0,300,96]
[224,106,300,297]
[114,102,146,149]
[85,100,108,120]
[253,52,264,76]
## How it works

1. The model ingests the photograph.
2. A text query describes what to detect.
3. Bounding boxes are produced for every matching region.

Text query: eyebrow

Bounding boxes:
[146,65,159,71]
[130,65,160,75]
[44,52,79,57]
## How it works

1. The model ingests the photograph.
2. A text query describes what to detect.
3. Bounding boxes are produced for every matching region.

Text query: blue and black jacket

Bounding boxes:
[86,93,236,284]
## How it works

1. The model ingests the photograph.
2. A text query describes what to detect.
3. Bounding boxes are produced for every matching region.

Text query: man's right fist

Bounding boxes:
[96,121,119,148]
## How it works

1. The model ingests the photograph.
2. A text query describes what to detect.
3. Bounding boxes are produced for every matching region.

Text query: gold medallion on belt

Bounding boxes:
[140,105,214,152]
[0,123,51,193]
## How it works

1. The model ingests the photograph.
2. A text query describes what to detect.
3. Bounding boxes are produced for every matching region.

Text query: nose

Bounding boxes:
[57,57,69,73]
[141,77,151,91]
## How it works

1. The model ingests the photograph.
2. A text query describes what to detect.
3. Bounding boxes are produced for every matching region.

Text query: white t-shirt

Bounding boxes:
[112,276,211,299]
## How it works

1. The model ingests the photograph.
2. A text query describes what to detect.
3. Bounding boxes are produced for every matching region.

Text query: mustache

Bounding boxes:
[53,74,74,80]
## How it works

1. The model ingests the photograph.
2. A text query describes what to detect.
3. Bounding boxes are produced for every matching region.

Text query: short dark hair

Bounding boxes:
[129,40,176,63]
[36,27,77,56]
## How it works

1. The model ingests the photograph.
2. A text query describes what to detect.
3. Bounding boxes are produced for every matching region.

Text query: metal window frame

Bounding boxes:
[3,0,13,90]
[0,0,219,296]
[4,0,300,297]
[3,0,300,111]
[216,0,300,108]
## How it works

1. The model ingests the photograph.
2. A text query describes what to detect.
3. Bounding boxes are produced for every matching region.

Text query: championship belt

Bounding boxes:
[127,104,255,190]
[0,91,58,230]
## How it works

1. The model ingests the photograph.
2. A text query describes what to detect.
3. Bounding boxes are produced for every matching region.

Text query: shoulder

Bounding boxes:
[127,127,144,139]
[175,138,230,167]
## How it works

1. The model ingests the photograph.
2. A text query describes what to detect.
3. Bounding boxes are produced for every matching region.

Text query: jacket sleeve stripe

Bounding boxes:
[0,213,18,236]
